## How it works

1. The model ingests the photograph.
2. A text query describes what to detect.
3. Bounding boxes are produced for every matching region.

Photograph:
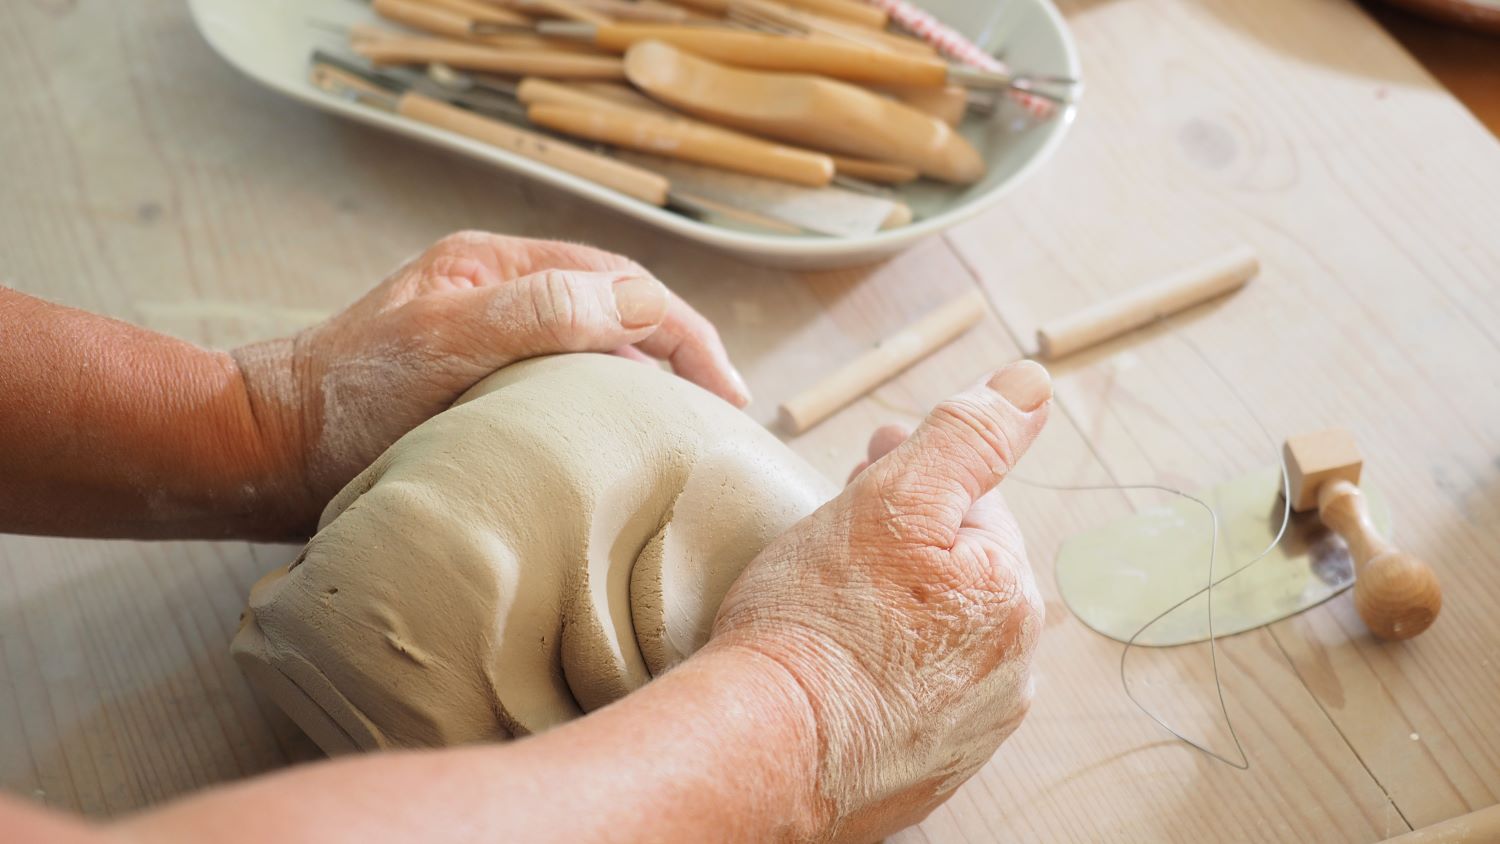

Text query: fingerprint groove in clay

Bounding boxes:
[233,353,833,752]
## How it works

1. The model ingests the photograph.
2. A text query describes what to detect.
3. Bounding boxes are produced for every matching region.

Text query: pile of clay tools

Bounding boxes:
[308,0,1079,237]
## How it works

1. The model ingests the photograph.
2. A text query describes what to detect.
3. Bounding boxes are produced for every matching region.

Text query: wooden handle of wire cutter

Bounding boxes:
[396,92,671,205]
[355,37,626,79]
[583,24,950,87]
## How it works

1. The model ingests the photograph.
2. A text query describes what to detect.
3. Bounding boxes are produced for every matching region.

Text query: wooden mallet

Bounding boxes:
[1283,428,1441,640]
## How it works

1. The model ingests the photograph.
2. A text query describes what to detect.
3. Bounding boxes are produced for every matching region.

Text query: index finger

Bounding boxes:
[631,293,751,408]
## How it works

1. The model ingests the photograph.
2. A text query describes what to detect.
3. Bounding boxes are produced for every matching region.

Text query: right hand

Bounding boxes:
[709,360,1053,842]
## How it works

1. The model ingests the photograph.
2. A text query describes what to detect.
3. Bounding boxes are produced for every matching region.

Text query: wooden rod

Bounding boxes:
[1034,245,1259,360]
[778,290,988,434]
[1379,804,1500,842]
[396,92,671,204]
[355,37,626,78]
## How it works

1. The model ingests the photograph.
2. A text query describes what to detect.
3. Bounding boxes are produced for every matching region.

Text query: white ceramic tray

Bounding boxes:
[189,0,1080,268]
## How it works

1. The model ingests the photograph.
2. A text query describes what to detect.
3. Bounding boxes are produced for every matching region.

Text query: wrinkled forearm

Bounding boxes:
[107,644,825,843]
[0,287,308,540]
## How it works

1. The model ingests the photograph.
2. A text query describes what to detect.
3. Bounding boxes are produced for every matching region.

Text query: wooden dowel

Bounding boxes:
[1034,245,1259,360]
[1379,804,1500,842]
[355,38,626,78]
[397,92,671,204]
[828,154,919,184]
[778,290,988,434]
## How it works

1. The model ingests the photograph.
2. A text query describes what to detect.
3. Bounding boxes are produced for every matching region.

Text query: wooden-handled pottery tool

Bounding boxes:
[526,101,839,186]
[511,76,913,188]
[1034,246,1260,360]
[353,32,627,78]
[363,0,603,53]
[310,56,667,201]
[310,53,900,237]
[600,0,890,29]
[616,152,909,237]
[623,41,985,183]
[778,289,988,433]
[508,75,917,185]
[725,0,937,59]
[516,20,1077,101]
[1378,804,1500,843]
[1283,428,1442,640]
[379,0,529,29]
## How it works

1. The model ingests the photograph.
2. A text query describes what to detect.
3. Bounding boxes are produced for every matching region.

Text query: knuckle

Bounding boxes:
[929,395,1020,476]
[527,270,588,349]
[863,465,963,545]
[431,230,493,257]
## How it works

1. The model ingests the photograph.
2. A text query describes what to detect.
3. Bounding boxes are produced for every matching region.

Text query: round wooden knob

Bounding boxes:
[1354,550,1442,640]
[1316,479,1442,641]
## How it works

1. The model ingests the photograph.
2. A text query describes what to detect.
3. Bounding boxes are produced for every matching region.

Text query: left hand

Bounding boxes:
[233,231,749,533]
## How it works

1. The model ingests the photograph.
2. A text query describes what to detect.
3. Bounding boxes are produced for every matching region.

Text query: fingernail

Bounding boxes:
[987,360,1052,412]
[728,363,753,406]
[614,274,668,329]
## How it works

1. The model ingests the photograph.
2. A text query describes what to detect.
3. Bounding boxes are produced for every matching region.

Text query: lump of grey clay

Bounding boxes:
[232,353,834,753]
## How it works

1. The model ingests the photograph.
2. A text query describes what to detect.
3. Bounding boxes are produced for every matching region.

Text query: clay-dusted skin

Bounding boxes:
[232,353,833,752]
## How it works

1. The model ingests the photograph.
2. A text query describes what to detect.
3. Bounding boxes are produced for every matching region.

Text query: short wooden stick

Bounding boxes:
[1035,245,1259,360]
[778,289,987,434]
[1378,804,1500,842]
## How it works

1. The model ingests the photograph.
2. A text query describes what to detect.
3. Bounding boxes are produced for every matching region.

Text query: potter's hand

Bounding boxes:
[711,360,1053,842]
[234,231,748,530]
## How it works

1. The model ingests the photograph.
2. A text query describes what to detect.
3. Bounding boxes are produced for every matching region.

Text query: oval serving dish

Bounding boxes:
[189,0,1080,268]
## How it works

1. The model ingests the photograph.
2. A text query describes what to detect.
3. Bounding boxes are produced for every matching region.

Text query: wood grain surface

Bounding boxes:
[1,0,1497,840]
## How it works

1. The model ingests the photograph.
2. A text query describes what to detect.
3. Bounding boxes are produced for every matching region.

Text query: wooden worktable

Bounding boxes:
[2,1,1497,840]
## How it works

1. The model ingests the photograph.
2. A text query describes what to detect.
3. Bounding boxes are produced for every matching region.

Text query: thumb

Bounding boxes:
[873,360,1052,541]
[444,268,669,361]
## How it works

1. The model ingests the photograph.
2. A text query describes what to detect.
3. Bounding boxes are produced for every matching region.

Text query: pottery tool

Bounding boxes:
[616,152,907,236]
[623,41,985,183]
[1030,334,1299,769]
[308,52,805,234]
[874,84,969,126]
[310,55,664,197]
[772,0,890,28]
[353,31,627,78]
[495,0,615,25]
[407,0,530,26]
[725,0,936,58]
[778,289,987,433]
[508,75,837,186]
[315,52,904,235]
[1379,804,1500,843]
[363,0,606,52]
[510,74,918,185]
[1055,465,1390,647]
[1033,245,1259,360]
[858,0,1064,116]
[428,67,896,194]
[553,0,696,22]
[508,20,1078,101]
[668,0,889,28]
[1283,428,1442,639]
[348,18,603,54]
